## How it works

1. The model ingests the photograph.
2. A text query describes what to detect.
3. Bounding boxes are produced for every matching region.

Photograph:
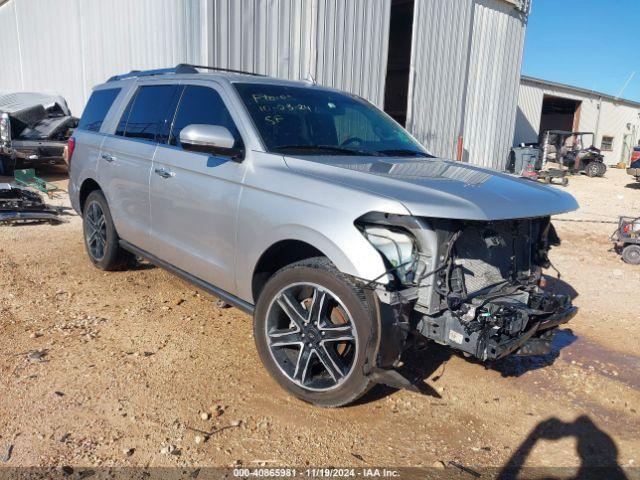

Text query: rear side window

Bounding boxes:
[169,86,241,147]
[78,88,120,132]
[116,85,180,142]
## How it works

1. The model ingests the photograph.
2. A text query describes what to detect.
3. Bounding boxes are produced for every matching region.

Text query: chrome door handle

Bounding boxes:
[154,167,175,178]
[101,153,115,162]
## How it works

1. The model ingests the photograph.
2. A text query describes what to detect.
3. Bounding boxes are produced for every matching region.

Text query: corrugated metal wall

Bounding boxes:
[0,0,207,115]
[209,0,391,108]
[515,78,640,164]
[407,0,527,169]
[514,82,543,144]
[0,0,390,115]
[1,0,528,170]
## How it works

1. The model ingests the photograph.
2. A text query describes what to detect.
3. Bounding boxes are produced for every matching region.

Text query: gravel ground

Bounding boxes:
[0,166,638,474]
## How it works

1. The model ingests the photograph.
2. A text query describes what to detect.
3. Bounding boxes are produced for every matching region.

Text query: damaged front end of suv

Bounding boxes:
[357,212,577,370]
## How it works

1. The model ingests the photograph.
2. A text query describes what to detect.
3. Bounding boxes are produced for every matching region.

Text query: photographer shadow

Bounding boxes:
[498,415,628,480]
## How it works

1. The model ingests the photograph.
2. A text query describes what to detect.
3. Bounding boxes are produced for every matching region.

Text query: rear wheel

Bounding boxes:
[82,190,135,270]
[253,257,378,407]
[622,245,640,265]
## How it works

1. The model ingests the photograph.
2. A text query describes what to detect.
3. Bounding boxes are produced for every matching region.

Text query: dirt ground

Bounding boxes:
[0,165,639,475]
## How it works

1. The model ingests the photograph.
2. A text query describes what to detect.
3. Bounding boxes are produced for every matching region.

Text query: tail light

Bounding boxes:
[66,136,76,166]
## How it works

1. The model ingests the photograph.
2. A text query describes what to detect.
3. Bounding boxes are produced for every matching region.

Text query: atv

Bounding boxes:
[541,130,606,178]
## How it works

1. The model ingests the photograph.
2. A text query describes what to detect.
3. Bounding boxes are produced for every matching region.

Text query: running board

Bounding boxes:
[119,240,255,314]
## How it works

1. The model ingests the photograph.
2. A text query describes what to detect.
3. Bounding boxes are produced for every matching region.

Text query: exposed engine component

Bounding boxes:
[357,213,575,363]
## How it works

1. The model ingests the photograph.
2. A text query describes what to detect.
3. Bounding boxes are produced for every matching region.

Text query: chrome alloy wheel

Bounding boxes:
[265,282,358,392]
[84,201,107,261]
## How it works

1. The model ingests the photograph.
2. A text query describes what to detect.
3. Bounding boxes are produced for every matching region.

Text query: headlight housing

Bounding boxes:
[363,226,417,284]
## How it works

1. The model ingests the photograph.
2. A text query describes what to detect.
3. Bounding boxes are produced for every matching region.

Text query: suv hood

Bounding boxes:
[283,155,579,220]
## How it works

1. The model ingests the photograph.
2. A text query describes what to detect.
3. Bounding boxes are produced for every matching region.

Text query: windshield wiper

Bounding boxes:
[377,149,434,158]
[272,145,378,156]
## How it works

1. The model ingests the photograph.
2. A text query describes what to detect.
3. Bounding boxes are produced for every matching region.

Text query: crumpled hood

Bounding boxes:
[283,155,579,220]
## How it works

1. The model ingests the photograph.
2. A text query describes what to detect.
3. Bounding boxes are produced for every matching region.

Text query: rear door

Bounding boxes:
[70,87,121,213]
[98,83,181,249]
[148,82,246,294]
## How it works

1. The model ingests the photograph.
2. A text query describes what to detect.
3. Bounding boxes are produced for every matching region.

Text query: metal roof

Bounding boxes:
[521,75,640,109]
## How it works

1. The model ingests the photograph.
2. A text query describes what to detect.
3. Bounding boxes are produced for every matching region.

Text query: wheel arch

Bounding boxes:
[251,239,329,303]
[79,177,103,214]
[244,222,388,305]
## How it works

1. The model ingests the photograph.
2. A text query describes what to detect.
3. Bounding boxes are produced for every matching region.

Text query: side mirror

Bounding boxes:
[179,124,244,160]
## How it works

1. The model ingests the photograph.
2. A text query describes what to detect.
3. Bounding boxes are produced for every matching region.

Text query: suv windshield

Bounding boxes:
[234,83,431,158]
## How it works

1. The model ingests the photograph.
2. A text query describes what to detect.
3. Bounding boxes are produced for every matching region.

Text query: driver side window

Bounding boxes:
[169,86,242,148]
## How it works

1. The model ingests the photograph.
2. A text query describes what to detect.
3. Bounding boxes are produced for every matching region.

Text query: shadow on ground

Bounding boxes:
[492,328,577,378]
[498,415,628,480]
[355,342,452,404]
[0,164,69,185]
[358,324,580,404]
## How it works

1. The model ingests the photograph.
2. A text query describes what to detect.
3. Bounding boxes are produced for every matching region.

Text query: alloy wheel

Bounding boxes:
[265,282,358,392]
[84,201,107,261]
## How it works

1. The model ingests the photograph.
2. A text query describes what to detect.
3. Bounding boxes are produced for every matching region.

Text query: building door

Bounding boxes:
[538,95,582,141]
[383,0,415,126]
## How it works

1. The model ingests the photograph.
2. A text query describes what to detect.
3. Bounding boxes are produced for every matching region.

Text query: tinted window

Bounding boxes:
[78,88,120,132]
[169,86,241,147]
[117,85,180,142]
[234,83,428,158]
[115,93,135,137]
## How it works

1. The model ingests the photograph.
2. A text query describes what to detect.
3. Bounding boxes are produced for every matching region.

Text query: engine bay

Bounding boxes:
[357,213,577,364]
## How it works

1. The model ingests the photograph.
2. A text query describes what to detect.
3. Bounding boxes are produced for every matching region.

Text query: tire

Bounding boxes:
[0,155,15,176]
[596,162,606,177]
[622,245,640,265]
[82,190,135,271]
[253,257,378,407]
[585,162,599,177]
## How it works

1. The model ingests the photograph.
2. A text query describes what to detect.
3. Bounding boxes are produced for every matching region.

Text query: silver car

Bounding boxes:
[69,64,579,407]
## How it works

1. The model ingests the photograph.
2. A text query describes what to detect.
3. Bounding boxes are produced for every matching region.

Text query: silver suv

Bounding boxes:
[69,64,579,407]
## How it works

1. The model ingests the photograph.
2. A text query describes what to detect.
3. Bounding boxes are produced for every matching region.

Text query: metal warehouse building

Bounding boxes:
[515,76,640,166]
[0,0,530,169]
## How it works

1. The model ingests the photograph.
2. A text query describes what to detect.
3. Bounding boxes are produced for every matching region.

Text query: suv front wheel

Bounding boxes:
[253,257,379,407]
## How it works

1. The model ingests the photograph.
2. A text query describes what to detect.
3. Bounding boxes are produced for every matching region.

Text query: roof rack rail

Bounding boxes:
[177,64,266,77]
[107,64,265,82]
[107,64,198,82]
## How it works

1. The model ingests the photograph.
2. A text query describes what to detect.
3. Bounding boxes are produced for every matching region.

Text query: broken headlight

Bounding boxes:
[0,113,10,144]
[363,226,417,284]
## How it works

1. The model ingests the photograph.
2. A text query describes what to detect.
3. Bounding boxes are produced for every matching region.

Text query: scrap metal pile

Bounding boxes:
[0,92,77,175]
[0,183,68,225]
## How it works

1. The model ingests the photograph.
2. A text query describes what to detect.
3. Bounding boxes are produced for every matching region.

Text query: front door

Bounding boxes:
[148,83,246,295]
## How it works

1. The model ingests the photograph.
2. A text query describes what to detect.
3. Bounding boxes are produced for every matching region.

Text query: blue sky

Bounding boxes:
[522,0,640,101]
